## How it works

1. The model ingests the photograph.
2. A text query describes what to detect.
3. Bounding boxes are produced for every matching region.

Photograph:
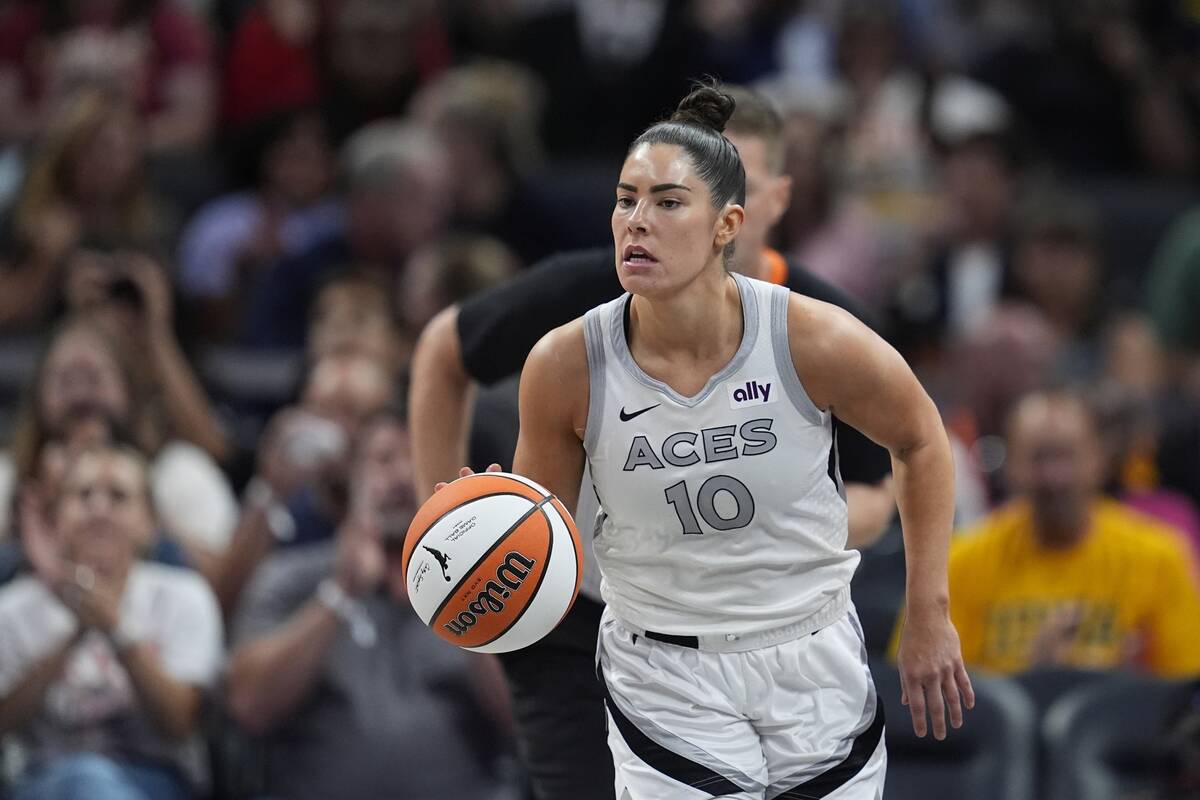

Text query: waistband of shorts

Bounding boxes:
[609,585,850,653]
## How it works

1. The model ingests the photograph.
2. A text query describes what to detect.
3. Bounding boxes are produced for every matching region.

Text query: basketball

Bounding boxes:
[402,472,583,653]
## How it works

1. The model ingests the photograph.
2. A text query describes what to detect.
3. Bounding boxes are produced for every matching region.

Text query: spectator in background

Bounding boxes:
[970,1,1197,177]
[0,443,222,800]
[399,235,520,353]
[226,407,513,800]
[214,352,393,615]
[508,0,695,159]
[0,87,164,332]
[221,0,321,132]
[934,390,1200,677]
[240,120,451,349]
[889,79,1022,357]
[177,107,341,343]
[307,273,404,373]
[1146,206,1200,400]
[0,318,238,581]
[62,241,232,461]
[410,60,578,265]
[766,79,896,313]
[0,0,216,154]
[1009,189,1108,380]
[320,0,451,143]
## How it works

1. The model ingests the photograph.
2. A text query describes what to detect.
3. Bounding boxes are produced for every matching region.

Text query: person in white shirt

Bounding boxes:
[0,317,238,581]
[0,443,222,800]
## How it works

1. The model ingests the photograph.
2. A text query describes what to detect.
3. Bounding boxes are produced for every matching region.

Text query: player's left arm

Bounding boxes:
[510,320,590,514]
[788,294,974,740]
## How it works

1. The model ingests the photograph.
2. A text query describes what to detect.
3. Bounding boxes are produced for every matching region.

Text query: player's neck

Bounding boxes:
[728,246,770,281]
[629,269,741,360]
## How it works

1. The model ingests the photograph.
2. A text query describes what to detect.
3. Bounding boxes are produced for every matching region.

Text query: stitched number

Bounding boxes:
[664,476,755,535]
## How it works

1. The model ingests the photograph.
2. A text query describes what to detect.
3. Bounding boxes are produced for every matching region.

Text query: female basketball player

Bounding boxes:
[499,84,972,798]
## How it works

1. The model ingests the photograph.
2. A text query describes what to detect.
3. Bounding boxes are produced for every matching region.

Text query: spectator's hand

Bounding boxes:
[121,251,173,331]
[28,204,80,266]
[64,254,111,311]
[1027,605,1084,668]
[334,513,385,597]
[20,486,65,589]
[60,568,121,635]
[433,463,502,493]
[897,606,975,740]
[255,410,345,496]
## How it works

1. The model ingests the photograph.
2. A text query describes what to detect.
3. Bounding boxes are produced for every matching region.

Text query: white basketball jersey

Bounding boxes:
[582,273,859,636]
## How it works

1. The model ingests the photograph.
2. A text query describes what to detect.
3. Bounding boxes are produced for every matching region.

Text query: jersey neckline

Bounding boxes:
[609,271,760,408]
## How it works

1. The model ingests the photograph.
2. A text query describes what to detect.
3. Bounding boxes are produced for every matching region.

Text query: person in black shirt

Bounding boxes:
[409,86,894,800]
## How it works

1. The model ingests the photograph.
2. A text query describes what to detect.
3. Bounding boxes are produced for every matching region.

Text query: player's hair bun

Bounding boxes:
[670,84,736,134]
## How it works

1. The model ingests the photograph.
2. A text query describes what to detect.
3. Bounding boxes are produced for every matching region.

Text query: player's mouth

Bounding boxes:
[622,244,659,268]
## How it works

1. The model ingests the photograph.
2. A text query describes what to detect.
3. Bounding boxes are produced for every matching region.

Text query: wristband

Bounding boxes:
[245,477,296,542]
[316,578,377,648]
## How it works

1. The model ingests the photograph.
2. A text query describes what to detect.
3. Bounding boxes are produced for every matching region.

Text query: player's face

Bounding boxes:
[612,143,741,297]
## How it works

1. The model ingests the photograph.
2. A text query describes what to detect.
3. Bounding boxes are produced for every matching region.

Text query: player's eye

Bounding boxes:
[616,196,635,209]
[660,198,681,209]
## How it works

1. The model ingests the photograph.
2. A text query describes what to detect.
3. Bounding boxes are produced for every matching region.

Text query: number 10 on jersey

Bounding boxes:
[665,476,756,534]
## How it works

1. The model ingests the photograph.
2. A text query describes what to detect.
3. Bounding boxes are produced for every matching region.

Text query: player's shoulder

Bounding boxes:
[780,289,874,363]
[526,318,589,377]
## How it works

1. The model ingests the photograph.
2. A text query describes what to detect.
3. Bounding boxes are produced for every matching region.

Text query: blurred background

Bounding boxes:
[0,0,1197,798]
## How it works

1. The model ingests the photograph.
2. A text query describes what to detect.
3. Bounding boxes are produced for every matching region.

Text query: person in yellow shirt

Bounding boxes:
[903,389,1200,677]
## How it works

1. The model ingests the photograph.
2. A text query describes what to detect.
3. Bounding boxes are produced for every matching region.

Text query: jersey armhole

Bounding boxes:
[770,285,827,427]
[583,308,607,454]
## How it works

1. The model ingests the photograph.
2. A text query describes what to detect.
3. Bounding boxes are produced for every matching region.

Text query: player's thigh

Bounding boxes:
[756,611,886,799]
[599,612,768,798]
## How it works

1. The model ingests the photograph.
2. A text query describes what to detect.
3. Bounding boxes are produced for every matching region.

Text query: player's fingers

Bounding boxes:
[904,677,927,737]
[485,463,502,473]
[925,681,948,741]
[955,662,976,710]
[458,466,475,478]
[433,482,447,493]
[943,671,964,730]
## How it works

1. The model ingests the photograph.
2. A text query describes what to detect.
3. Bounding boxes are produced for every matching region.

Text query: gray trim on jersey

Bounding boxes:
[609,271,761,408]
[769,284,826,427]
[583,307,608,454]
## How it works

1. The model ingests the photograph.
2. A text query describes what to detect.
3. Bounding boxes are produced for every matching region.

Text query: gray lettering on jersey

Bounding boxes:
[623,435,665,471]
[697,475,756,530]
[701,426,739,462]
[739,418,778,456]
[662,431,701,467]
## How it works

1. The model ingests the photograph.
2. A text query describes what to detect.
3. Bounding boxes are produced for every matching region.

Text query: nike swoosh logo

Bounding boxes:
[619,404,659,422]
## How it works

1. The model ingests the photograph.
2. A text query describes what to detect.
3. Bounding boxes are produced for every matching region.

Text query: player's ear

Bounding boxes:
[715,204,744,250]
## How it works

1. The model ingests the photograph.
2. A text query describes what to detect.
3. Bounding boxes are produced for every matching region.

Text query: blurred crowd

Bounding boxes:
[0,0,1197,798]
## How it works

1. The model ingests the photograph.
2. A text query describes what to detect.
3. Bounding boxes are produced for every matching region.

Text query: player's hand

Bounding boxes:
[896,605,975,740]
[433,463,501,493]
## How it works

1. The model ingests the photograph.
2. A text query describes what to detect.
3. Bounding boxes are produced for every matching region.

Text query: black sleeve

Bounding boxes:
[457,248,621,385]
[784,261,892,483]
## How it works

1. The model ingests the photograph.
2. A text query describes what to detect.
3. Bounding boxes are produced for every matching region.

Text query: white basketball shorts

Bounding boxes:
[596,606,886,799]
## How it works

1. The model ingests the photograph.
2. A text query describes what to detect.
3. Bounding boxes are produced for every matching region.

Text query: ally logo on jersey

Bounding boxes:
[728,377,777,409]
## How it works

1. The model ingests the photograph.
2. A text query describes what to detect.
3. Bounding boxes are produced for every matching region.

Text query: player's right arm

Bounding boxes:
[511,321,590,515]
[409,305,477,501]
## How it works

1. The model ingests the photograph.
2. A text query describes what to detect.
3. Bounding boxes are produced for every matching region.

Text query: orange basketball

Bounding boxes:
[402,472,583,653]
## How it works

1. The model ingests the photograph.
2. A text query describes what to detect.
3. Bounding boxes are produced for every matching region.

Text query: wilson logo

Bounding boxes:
[728,379,776,409]
[442,551,537,637]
